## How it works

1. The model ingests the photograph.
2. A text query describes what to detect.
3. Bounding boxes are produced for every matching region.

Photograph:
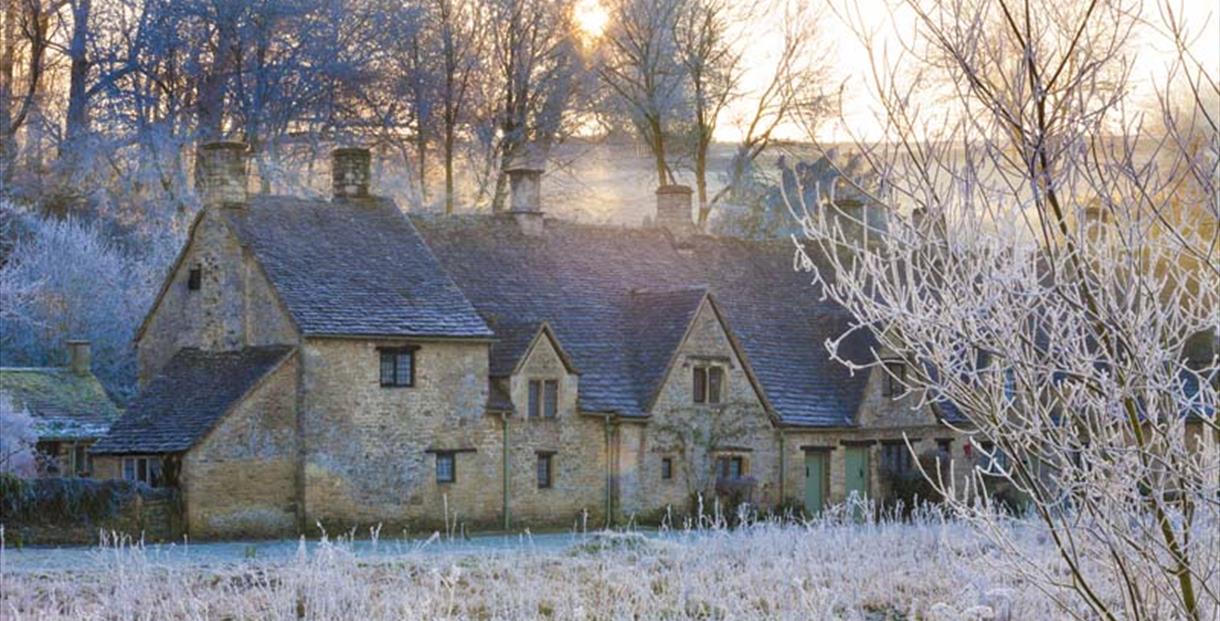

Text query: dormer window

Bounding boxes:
[188,266,202,291]
[379,347,416,387]
[693,366,724,404]
[528,379,559,418]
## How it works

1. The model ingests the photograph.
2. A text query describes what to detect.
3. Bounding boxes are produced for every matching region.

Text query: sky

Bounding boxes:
[678,0,1220,143]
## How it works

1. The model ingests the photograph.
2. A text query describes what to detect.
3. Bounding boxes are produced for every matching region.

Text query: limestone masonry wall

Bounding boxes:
[182,353,299,539]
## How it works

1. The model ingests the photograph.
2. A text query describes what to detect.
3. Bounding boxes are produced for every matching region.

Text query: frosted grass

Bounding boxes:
[0,507,1137,620]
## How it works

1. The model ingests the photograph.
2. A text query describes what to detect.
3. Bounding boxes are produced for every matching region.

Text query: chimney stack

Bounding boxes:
[505,149,546,236]
[332,147,371,199]
[656,185,695,239]
[195,142,249,208]
[66,340,91,377]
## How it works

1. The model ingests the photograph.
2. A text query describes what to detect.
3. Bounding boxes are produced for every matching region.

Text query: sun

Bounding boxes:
[573,0,609,42]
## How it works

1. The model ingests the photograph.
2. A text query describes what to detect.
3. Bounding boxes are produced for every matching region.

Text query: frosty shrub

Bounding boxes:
[0,202,167,401]
[786,0,1219,618]
[0,392,39,477]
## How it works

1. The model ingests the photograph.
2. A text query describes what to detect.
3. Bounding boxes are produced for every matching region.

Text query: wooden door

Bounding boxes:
[804,451,828,514]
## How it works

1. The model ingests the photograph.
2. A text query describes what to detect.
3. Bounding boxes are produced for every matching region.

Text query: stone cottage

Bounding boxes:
[92,143,973,539]
[0,341,120,477]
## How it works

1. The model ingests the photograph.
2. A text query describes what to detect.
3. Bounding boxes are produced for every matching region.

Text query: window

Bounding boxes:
[435,452,455,483]
[122,457,163,486]
[716,456,744,480]
[883,361,906,397]
[935,438,952,457]
[529,380,560,418]
[661,457,673,480]
[694,366,724,404]
[537,453,553,488]
[978,441,1008,474]
[881,443,914,477]
[543,380,558,418]
[379,347,415,387]
[188,266,202,291]
[73,444,90,477]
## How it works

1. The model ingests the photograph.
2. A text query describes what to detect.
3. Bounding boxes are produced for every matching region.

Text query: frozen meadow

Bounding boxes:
[5,509,1202,620]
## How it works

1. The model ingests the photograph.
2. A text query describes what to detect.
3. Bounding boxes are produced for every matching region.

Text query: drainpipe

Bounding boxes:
[604,413,613,528]
[778,430,785,502]
[502,413,510,530]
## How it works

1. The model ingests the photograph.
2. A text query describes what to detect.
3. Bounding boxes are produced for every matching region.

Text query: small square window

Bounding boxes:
[661,457,673,480]
[883,361,906,397]
[716,456,744,480]
[379,348,415,387]
[188,266,202,291]
[537,454,553,489]
[436,452,455,483]
[882,443,914,476]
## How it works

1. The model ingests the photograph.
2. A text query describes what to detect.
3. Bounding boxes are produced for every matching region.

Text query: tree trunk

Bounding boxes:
[198,17,234,142]
[62,0,91,153]
[0,0,15,189]
[444,124,455,214]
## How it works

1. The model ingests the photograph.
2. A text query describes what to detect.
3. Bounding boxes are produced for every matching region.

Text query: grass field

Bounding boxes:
[1,512,1083,621]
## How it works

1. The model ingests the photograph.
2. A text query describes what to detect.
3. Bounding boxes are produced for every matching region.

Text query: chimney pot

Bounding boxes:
[656,185,695,239]
[195,142,249,208]
[66,340,91,377]
[332,147,372,199]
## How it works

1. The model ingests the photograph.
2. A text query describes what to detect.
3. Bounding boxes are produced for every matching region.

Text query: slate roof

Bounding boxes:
[91,346,294,454]
[413,215,880,426]
[221,196,492,339]
[0,367,120,440]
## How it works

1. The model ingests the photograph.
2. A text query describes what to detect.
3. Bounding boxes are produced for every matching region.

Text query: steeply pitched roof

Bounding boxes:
[0,367,120,440]
[221,196,492,339]
[413,215,879,426]
[91,346,294,454]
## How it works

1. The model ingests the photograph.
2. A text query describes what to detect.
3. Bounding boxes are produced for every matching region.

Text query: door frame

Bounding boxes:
[801,447,831,515]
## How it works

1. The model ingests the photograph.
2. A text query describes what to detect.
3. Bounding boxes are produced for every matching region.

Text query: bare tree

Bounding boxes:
[483,0,580,211]
[598,0,685,187]
[789,0,1219,618]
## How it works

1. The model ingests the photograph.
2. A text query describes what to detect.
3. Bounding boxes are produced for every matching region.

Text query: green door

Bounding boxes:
[844,446,870,519]
[803,451,828,514]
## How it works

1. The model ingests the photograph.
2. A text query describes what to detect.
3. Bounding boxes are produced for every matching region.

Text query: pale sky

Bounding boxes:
[719,0,1220,143]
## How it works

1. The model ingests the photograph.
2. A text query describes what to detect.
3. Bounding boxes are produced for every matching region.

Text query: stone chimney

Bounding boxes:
[506,156,546,236]
[66,340,91,377]
[332,147,371,199]
[195,142,249,208]
[656,185,695,239]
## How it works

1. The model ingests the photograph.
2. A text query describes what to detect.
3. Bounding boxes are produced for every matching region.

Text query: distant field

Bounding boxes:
[0,513,1151,620]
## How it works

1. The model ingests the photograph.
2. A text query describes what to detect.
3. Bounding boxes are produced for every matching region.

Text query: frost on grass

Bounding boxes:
[6,512,1200,620]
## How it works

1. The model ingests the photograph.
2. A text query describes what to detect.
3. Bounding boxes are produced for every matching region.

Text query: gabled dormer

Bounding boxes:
[629,288,770,419]
[507,322,579,421]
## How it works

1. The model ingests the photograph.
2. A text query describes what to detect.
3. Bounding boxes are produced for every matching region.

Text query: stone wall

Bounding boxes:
[623,299,775,520]
[137,209,296,387]
[300,337,505,532]
[181,352,299,539]
[506,330,607,527]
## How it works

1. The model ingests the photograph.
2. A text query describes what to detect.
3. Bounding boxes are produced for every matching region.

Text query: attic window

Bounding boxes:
[693,366,724,404]
[379,347,416,387]
[528,379,559,418]
[188,266,202,291]
[883,361,906,397]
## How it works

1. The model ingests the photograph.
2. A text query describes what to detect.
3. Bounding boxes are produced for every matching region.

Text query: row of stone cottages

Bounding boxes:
[6,143,1210,539]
